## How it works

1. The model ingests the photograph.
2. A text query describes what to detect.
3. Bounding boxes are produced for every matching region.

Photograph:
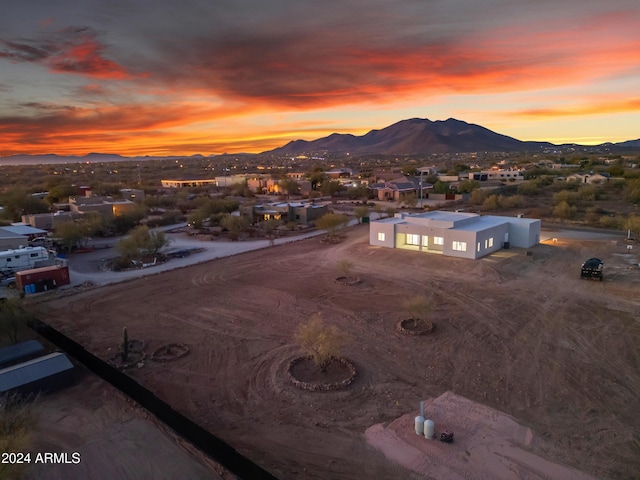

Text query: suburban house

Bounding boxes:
[160,177,218,188]
[240,202,328,224]
[469,169,525,182]
[369,211,541,260]
[69,196,137,217]
[566,172,610,184]
[368,176,431,201]
[22,212,76,230]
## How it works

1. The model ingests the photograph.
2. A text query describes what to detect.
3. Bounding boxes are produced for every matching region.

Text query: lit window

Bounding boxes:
[433,236,444,245]
[484,239,488,248]
[406,234,419,245]
[488,238,493,247]
[452,241,467,251]
[377,232,385,241]
[477,242,481,252]
[422,236,429,247]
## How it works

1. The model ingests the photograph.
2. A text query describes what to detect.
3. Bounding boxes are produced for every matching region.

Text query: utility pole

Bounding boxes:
[419,170,424,209]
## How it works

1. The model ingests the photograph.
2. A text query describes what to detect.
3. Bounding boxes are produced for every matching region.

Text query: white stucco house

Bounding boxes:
[369,211,541,260]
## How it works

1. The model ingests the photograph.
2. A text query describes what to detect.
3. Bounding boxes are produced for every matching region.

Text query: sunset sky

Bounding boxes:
[1,0,639,157]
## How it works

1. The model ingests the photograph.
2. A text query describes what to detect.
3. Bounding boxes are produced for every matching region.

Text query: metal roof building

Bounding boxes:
[0,352,75,397]
[0,340,45,369]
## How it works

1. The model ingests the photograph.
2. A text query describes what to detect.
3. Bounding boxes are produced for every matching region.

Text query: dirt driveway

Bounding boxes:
[38,224,640,479]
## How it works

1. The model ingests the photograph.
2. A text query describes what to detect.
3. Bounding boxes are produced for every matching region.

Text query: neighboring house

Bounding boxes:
[369,211,540,260]
[0,224,48,242]
[22,212,76,230]
[566,172,610,184]
[69,196,137,217]
[327,168,353,179]
[160,177,217,188]
[0,228,29,250]
[240,202,328,224]
[369,176,431,201]
[468,169,525,182]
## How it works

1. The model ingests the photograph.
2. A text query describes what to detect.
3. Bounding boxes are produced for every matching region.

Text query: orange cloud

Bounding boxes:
[507,98,640,119]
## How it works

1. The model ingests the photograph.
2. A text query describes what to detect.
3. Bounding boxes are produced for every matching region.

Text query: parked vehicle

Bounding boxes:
[0,246,50,275]
[581,257,603,281]
[0,276,16,289]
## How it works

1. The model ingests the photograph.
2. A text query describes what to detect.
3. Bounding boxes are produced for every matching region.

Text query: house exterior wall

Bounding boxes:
[369,221,396,248]
[507,219,541,248]
[442,229,478,259]
[369,211,540,259]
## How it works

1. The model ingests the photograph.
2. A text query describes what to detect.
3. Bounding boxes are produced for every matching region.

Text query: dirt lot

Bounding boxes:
[37,224,640,479]
[23,372,227,480]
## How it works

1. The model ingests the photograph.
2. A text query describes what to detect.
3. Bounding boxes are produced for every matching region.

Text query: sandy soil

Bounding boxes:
[37,224,640,479]
[24,372,228,480]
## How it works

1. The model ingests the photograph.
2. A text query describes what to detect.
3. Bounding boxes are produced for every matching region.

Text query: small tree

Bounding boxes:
[403,193,418,208]
[295,313,347,371]
[353,206,369,224]
[336,259,354,280]
[220,214,249,240]
[402,295,431,328]
[315,212,349,242]
[625,215,640,240]
[261,218,281,246]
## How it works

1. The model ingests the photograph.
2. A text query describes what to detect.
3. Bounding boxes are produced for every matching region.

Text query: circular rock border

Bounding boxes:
[396,318,435,336]
[108,351,147,370]
[288,355,357,392]
[151,343,190,362]
[334,276,362,286]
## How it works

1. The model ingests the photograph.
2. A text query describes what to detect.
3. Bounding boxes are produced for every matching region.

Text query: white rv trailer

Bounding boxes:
[0,246,50,275]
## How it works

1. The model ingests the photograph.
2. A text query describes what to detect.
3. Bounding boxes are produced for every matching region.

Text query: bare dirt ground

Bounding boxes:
[36,224,640,479]
[23,373,228,480]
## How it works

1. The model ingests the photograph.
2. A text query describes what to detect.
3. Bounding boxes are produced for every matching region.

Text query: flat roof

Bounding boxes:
[1,225,47,235]
[0,352,74,393]
[452,215,509,232]
[0,340,45,368]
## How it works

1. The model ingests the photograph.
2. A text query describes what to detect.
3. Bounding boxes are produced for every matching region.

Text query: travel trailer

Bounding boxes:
[0,246,50,275]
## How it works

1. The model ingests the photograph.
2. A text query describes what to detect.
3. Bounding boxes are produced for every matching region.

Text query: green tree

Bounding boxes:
[315,213,349,241]
[46,183,78,204]
[220,214,249,240]
[320,180,345,197]
[432,181,450,194]
[294,313,348,371]
[54,221,86,251]
[278,178,300,197]
[116,225,171,260]
[456,179,480,194]
[353,206,369,224]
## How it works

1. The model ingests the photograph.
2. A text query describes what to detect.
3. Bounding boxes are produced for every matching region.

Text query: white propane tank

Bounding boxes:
[415,416,425,435]
[424,419,435,439]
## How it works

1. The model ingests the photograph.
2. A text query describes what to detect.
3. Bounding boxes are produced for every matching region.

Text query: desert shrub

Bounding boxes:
[599,215,625,230]
[469,189,488,206]
[552,200,577,219]
[295,314,348,370]
[552,190,579,205]
[402,295,432,328]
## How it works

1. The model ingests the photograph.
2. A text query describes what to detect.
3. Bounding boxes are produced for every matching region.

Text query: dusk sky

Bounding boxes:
[1,0,639,156]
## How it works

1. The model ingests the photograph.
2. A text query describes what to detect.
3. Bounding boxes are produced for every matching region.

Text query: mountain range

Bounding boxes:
[1,118,638,164]
[263,118,639,155]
